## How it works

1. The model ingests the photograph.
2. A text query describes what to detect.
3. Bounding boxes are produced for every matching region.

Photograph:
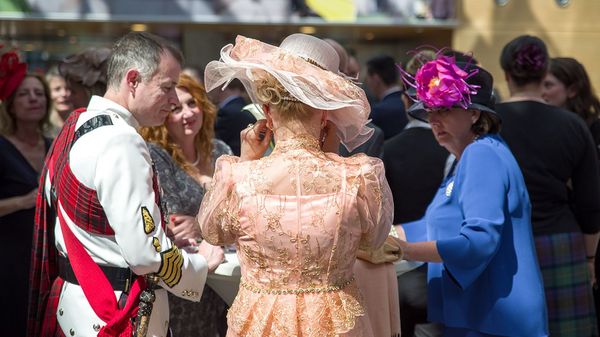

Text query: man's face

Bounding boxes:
[131,52,181,127]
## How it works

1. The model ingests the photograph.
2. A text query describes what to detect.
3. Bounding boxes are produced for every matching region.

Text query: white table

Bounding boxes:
[207,252,422,306]
[206,252,241,306]
[395,259,423,276]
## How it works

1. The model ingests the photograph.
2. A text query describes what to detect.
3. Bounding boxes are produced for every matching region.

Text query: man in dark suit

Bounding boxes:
[365,55,407,139]
[211,79,254,156]
[383,115,449,337]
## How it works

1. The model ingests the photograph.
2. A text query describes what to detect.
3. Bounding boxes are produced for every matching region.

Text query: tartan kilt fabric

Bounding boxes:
[535,232,598,337]
[40,277,65,337]
[55,163,113,235]
[28,109,84,337]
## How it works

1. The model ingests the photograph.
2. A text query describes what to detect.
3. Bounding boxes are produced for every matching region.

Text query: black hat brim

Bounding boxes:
[407,101,497,123]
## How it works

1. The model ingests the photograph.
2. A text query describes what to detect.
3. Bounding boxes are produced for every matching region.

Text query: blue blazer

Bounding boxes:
[425,134,548,337]
[369,91,407,139]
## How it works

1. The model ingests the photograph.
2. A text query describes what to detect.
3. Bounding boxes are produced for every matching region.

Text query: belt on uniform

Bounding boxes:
[58,255,135,292]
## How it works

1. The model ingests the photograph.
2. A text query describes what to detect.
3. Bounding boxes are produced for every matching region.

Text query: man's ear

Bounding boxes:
[125,69,140,94]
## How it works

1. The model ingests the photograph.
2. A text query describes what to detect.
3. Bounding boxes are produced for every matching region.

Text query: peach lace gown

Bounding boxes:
[198,136,393,337]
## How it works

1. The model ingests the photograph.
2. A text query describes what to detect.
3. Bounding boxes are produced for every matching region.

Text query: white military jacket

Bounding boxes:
[45,96,208,337]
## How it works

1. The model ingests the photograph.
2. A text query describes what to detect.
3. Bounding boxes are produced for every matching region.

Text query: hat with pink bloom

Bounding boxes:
[403,54,497,122]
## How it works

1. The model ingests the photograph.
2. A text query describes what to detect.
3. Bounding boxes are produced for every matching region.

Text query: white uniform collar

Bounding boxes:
[87,95,140,129]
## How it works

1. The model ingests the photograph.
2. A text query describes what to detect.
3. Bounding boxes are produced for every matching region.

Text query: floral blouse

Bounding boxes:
[197,135,393,337]
[148,139,232,215]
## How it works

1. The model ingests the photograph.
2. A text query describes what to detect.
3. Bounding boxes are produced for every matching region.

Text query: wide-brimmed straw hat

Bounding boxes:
[204,33,373,151]
[404,57,497,122]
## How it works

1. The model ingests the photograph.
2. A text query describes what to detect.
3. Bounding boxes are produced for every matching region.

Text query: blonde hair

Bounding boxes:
[254,73,313,122]
[0,74,51,136]
[139,73,218,176]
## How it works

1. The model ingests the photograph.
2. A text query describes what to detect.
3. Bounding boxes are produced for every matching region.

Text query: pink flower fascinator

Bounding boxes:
[402,51,497,122]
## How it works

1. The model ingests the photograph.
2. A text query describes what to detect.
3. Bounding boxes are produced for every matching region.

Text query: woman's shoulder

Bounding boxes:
[214,154,241,169]
[336,152,383,167]
[333,153,385,181]
[459,135,519,181]
[463,135,507,163]
[146,142,180,169]
[146,142,170,158]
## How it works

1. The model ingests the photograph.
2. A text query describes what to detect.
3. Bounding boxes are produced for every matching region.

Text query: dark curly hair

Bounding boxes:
[548,57,600,126]
[500,35,548,86]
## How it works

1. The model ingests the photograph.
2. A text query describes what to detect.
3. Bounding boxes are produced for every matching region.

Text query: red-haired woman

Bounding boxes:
[140,73,232,337]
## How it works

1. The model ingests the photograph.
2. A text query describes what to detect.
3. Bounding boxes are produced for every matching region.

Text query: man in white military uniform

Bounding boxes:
[28,32,223,337]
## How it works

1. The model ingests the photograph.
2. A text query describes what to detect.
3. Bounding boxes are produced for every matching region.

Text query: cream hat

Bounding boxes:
[204,33,373,151]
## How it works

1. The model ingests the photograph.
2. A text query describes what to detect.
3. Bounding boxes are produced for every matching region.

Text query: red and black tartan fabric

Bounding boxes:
[28,108,167,337]
[27,108,121,336]
[55,162,113,235]
[27,108,86,337]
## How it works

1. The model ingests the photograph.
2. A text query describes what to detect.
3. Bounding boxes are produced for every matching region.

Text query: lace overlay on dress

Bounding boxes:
[197,135,393,337]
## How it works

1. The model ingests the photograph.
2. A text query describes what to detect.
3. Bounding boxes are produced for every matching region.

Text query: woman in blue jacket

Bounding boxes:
[397,56,548,337]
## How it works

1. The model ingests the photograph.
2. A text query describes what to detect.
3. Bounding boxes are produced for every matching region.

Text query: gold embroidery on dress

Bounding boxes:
[196,140,394,337]
[240,277,354,294]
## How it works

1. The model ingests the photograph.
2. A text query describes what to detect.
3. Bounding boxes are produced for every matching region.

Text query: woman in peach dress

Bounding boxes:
[197,33,394,337]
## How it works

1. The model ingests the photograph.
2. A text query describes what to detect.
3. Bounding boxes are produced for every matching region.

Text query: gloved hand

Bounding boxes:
[356,235,403,264]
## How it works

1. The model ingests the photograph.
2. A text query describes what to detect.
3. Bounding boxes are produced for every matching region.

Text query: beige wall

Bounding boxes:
[454,0,600,100]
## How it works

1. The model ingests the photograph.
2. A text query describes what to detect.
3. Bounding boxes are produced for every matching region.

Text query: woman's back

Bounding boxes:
[497,100,600,235]
[198,136,393,336]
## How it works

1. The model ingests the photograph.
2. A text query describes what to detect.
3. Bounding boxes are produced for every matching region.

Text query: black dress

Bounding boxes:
[0,135,51,337]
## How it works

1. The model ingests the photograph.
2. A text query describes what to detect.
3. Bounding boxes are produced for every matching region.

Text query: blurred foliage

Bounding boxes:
[0,0,31,12]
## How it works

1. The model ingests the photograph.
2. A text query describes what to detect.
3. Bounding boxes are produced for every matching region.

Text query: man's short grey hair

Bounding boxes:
[106,32,184,90]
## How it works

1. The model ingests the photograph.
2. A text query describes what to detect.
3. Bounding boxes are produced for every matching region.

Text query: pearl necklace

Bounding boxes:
[190,149,201,166]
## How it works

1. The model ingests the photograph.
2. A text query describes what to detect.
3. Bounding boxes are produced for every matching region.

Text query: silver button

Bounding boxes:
[58,308,63,316]
[93,324,101,332]
[69,328,75,336]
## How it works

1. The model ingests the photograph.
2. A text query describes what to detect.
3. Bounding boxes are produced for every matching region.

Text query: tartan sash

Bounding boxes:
[28,109,147,337]
[28,108,86,337]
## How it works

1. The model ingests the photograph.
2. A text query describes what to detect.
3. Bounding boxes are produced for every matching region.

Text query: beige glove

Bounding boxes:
[357,235,403,264]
